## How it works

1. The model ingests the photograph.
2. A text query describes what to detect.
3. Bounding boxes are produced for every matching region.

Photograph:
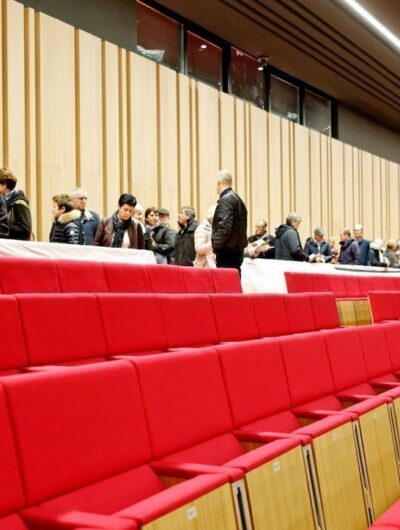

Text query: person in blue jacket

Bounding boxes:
[354,224,370,266]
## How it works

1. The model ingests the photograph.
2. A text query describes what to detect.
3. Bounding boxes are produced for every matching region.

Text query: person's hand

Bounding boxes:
[254,243,268,256]
[308,253,316,262]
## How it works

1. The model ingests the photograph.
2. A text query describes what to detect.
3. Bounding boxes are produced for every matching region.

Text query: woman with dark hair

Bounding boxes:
[144,206,175,264]
[94,193,145,249]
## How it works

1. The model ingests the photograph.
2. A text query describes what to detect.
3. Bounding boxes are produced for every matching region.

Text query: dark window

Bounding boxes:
[231,48,264,108]
[137,1,181,70]
[269,75,299,123]
[187,31,222,88]
[304,90,331,136]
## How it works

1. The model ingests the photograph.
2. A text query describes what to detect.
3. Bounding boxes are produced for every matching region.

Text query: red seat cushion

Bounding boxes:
[368,291,396,322]
[210,294,259,341]
[97,294,166,355]
[309,293,340,330]
[104,263,150,293]
[147,265,185,293]
[283,294,316,334]
[210,268,242,293]
[181,268,215,293]
[3,361,151,505]
[17,294,107,365]
[158,294,218,348]
[251,294,289,337]
[217,339,291,427]
[57,260,108,293]
[130,349,234,459]
[0,257,60,293]
[358,325,393,380]
[0,297,28,371]
[284,272,315,293]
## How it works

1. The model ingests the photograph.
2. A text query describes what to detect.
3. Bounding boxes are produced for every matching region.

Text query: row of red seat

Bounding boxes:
[3,320,400,529]
[0,256,241,294]
[369,291,400,323]
[0,292,339,374]
[285,271,400,298]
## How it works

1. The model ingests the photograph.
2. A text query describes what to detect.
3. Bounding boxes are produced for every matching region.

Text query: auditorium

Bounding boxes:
[0,0,400,529]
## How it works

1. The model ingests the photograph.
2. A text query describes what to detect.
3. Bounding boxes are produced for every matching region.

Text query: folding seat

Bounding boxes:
[130,349,313,530]
[210,268,242,293]
[251,293,290,337]
[158,294,218,349]
[4,361,233,530]
[312,273,333,293]
[358,276,376,297]
[343,275,362,297]
[209,294,259,342]
[0,257,60,293]
[17,294,108,367]
[372,501,400,528]
[181,267,215,293]
[374,276,396,291]
[147,264,185,293]
[103,262,150,293]
[391,292,400,319]
[97,294,167,356]
[368,291,396,323]
[282,293,317,334]
[0,296,28,376]
[309,293,340,330]
[217,338,369,530]
[326,274,347,297]
[57,259,108,292]
[284,272,315,293]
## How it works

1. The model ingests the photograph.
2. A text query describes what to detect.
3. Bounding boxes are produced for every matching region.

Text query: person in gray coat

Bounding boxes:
[275,213,309,261]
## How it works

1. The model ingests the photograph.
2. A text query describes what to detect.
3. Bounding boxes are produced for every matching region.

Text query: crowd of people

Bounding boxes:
[1,165,399,270]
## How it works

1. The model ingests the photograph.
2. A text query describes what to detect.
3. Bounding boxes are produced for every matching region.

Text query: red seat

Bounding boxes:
[284,272,315,293]
[181,267,215,293]
[17,294,107,366]
[251,294,289,337]
[326,275,347,298]
[0,296,28,375]
[210,268,242,293]
[104,263,150,293]
[158,294,218,348]
[391,292,400,319]
[147,265,185,293]
[358,324,397,386]
[209,294,259,342]
[309,293,340,330]
[343,276,362,297]
[368,291,396,323]
[358,276,376,297]
[4,361,227,529]
[57,260,108,292]
[97,294,166,356]
[283,293,316,334]
[374,276,396,291]
[312,274,333,293]
[0,515,29,530]
[383,322,400,372]
[0,257,60,293]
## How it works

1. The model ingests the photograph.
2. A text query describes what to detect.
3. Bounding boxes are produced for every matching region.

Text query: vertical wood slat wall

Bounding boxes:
[2,0,400,241]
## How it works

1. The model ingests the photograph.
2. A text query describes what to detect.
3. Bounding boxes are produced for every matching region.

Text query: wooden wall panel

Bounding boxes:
[234,99,246,206]
[352,147,361,226]
[189,79,199,213]
[320,134,330,236]
[35,12,76,240]
[361,151,373,238]
[343,144,354,231]
[330,138,345,238]
[249,105,268,227]
[372,155,382,239]
[196,82,220,219]
[309,130,321,233]
[177,74,191,211]
[267,112,282,231]
[158,64,178,217]
[388,162,400,239]
[381,159,388,240]
[281,119,292,220]
[129,52,158,210]
[219,92,235,179]
[4,0,25,185]
[75,29,103,217]
[119,48,128,193]
[293,124,310,239]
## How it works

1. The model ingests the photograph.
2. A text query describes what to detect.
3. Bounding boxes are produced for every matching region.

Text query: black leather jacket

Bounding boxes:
[212,188,247,252]
[0,194,9,238]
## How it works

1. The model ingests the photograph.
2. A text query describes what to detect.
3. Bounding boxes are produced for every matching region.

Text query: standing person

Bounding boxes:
[274,213,309,261]
[0,194,9,238]
[384,240,399,268]
[212,170,247,272]
[338,229,361,265]
[354,224,370,266]
[194,205,216,268]
[304,227,332,262]
[70,188,100,245]
[0,168,32,240]
[49,194,83,244]
[94,193,145,249]
[144,206,175,264]
[133,203,146,235]
[159,208,177,263]
[175,206,198,266]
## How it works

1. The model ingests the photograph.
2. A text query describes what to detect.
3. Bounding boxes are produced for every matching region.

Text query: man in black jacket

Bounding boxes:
[49,194,84,245]
[275,213,309,261]
[0,168,32,240]
[175,206,198,266]
[0,194,9,238]
[212,170,247,272]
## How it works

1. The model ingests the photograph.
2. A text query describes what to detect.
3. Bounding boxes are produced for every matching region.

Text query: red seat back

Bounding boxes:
[309,293,340,330]
[327,275,347,298]
[382,322,400,371]
[97,294,166,355]
[210,268,242,293]
[251,294,289,337]
[0,257,60,293]
[17,294,107,365]
[158,294,218,348]
[284,272,315,293]
[343,276,361,298]
[210,294,259,341]
[147,265,185,293]
[391,292,400,319]
[368,291,396,323]
[181,268,215,293]
[0,297,28,372]
[358,325,393,379]
[104,263,150,293]
[312,274,333,294]
[57,260,108,293]
[357,276,376,297]
[283,294,316,334]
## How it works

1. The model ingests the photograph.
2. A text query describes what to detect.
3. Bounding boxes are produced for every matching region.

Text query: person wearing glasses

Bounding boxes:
[70,187,100,245]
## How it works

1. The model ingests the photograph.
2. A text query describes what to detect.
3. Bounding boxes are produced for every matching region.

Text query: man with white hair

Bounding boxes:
[353,224,370,266]
[70,188,100,245]
[212,170,247,272]
[275,213,309,261]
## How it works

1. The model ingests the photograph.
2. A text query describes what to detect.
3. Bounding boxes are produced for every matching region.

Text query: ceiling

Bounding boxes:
[157,0,400,130]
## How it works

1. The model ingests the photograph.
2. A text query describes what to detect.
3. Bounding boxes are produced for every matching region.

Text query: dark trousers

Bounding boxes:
[216,249,244,273]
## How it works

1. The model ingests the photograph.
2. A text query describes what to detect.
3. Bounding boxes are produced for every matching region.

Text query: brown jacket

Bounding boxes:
[94,216,145,249]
